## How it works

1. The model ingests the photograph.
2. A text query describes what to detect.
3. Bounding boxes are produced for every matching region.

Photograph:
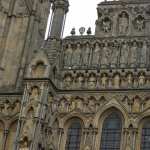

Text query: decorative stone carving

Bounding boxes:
[101,17,112,33]
[32,62,46,78]
[120,42,129,68]
[19,139,29,150]
[101,43,112,68]
[132,97,141,113]
[13,0,28,17]
[113,74,121,88]
[64,44,73,68]
[138,72,146,87]
[134,15,145,31]
[101,73,108,88]
[82,43,91,67]
[92,43,100,67]
[72,43,82,67]
[140,41,147,67]
[64,74,73,89]
[129,41,138,67]
[111,43,120,67]
[76,73,85,89]
[118,12,129,35]
[20,118,33,142]
[127,73,133,87]
[88,73,97,89]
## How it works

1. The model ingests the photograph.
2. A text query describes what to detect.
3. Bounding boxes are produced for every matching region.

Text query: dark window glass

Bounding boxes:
[100,113,122,150]
[65,120,82,150]
[141,121,150,150]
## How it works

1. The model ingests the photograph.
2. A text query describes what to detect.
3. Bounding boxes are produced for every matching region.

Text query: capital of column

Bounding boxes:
[52,0,69,13]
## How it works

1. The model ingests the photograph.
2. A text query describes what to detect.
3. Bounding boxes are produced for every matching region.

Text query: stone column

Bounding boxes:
[58,128,64,149]
[92,128,98,150]
[2,129,9,150]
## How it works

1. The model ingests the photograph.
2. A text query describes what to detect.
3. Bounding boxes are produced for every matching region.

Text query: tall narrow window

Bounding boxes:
[141,121,150,150]
[100,112,122,150]
[65,120,82,150]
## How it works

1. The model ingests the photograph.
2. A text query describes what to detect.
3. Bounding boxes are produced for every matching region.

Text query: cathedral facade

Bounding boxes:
[0,0,150,149]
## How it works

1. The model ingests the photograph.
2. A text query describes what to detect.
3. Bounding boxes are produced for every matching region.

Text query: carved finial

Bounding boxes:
[79,27,85,35]
[87,27,92,35]
[70,28,76,36]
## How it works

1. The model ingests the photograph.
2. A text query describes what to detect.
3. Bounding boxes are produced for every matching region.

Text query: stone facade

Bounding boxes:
[0,0,150,150]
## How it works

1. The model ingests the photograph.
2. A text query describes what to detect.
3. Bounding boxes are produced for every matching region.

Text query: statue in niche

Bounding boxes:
[72,43,81,67]
[101,17,112,33]
[118,12,129,35]
[134,15,145,31]
[101,43,112,68]
[88,74,97,89]
[92,43,100,67]
[101,74,108,88]
[111,44,120,67]
[129,41,138,67]
[64,74,73,89]
[64,44,72,67]
[138,73,146,87]
[127,74,133,88]
[132,97,141,113]
[76,74,85,89]
[29,87,40,102]
[120,42,129,68]
[82,43,91,67]
[113,74,121,88]
[140,41,147,67]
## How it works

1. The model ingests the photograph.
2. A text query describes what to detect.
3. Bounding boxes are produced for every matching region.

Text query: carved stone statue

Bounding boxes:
[114,74,120,88]
[64,44,72,67]
[119,12,129,35]
[72,43,82,67]
[76,74,85,89]
[129,41,138,67]
[140,41,147,67]
[83,43,91,67]
[134,15,145,31]
[29,87,40,102]
[101,74,108,88]
[88,74,97,89]
[138,73,145,87]
[101,43,112,68]
[102,17,111,33]
[132,97,141,113]
[120,42,129,68]
[127,74,133,87]
[111,45,120,67]
[64,75,73,89]
[92,43,100,67]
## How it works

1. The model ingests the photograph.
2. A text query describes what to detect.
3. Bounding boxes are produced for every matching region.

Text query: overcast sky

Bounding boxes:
[63,0,103,36]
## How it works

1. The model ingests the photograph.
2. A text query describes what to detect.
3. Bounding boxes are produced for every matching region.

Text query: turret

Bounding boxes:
[49,0,69,39]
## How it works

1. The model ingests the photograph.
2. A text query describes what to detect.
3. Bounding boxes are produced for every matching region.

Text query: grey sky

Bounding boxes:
[63,0,103,36]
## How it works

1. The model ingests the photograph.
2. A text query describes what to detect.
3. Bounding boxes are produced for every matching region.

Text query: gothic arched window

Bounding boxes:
[141,120,150,150]
[100,112,122,150]
[65,119,82,150]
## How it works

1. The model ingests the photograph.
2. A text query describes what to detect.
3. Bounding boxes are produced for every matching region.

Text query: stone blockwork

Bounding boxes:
[1,0,150,150]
